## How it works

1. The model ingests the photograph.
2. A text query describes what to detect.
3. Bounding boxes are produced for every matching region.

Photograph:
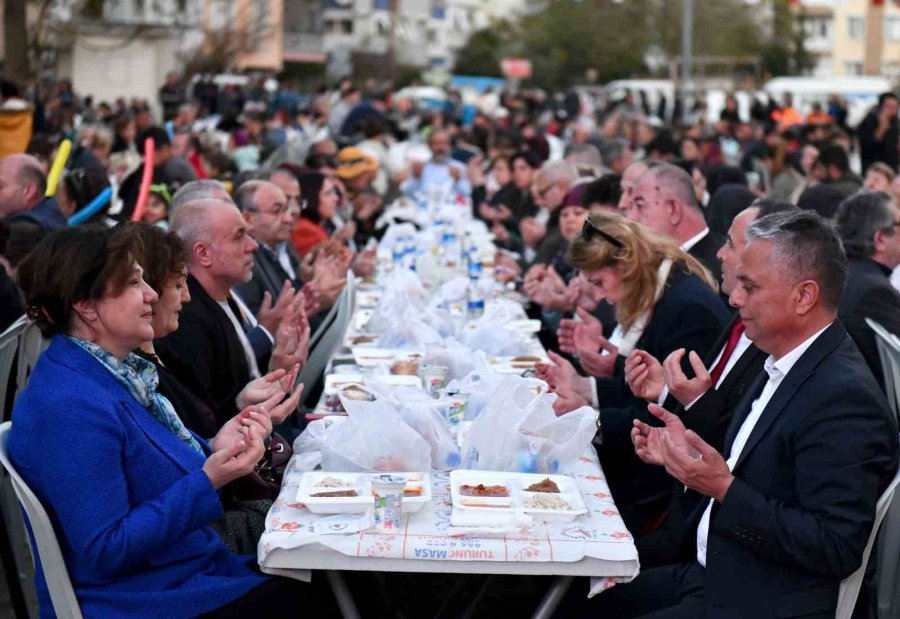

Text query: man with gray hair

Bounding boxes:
[169,179,230,216]
[631,162,724,282]
[521,159,578,266]
[602,210,898,618]
[836,190,900,389]
[157,197,310,429]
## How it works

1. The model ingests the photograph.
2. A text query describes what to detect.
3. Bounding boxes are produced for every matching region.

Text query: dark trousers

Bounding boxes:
[559,562,706,619]
[196,567,340,618]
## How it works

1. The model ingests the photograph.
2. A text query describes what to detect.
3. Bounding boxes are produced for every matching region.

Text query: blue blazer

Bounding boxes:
[9,337,265,618]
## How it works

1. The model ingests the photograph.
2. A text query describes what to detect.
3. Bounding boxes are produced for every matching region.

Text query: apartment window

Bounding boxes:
[886,17,900,42]
[848,16,865,40]
[341,19,353,34]
[844,61,864,75]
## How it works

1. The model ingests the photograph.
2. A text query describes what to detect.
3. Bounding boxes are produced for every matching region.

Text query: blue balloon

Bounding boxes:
[68,187,113,226]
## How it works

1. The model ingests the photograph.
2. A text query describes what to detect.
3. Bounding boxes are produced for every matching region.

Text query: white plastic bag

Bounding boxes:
[364,379,461,470]
[460,377,597,474]
[321,396,432,472]
[444,352,505,418]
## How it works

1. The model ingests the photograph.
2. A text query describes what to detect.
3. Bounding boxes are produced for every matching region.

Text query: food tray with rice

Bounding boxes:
[449,470,587,523]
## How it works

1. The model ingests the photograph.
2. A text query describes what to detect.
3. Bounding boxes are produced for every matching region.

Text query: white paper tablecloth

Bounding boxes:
[258,450,639,592]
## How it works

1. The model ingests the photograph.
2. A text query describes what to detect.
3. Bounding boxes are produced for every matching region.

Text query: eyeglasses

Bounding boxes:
[248,202,291,217]
[581,218,625,250]
[536,183,557,199]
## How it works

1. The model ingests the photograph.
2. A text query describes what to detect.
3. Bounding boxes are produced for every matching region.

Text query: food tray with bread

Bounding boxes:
[297,471,432,514]
[484,354,549,374]
[449,470,587,523]
[320,374,423,413]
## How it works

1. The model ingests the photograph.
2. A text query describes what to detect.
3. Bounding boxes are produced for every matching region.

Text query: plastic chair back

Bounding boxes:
[15,320,49,405]
[865,318,900,426]
[836,455,900,619]
[296,271,355,407]
[0,316,27,421]
[0,422,83,618]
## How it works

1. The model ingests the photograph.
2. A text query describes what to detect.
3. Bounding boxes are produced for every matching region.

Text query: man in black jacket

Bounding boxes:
[592,210,898,618]
[158,198,309,426]
[836,190,900,390]
[623,200,794,565]
[858,92,899,174]
[630,163,724,283]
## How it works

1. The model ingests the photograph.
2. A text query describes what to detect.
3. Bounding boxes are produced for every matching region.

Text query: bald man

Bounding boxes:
[631,163,724,283]
[0,153,66,273]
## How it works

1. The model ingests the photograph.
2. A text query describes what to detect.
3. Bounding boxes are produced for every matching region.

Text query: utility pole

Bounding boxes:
[680,0,694,103]
[863,0,885,75]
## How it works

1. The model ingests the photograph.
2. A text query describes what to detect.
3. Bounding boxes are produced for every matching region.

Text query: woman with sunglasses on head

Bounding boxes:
[9,225,335,617]
[537,210,730,531]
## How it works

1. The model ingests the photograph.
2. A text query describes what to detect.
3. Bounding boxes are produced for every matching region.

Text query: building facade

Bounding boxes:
[798,0,900,80]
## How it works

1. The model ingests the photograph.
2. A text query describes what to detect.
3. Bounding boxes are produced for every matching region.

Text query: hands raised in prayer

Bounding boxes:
[632,404,733,502]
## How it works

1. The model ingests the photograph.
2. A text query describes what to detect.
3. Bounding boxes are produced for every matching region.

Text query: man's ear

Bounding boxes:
[193,241,214,268]
[794,280,820,316]
[668,199,684,226]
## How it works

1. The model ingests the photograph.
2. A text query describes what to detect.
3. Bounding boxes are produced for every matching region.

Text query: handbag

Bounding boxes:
[227,432,293,502]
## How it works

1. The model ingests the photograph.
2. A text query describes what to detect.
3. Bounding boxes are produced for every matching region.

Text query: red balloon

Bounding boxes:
[130,137,156,222]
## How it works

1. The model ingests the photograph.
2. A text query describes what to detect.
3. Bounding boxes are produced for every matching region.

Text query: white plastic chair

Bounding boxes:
[0,422,83,619]
[865,318,900,425]
[296,270,356,405]
[0,316,28,420]
[835,457,900,619]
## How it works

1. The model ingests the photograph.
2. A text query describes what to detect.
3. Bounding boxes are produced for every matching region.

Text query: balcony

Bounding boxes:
[283,31,327,62]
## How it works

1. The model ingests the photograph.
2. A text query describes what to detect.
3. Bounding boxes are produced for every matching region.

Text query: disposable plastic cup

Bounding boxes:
[371,475,407,531]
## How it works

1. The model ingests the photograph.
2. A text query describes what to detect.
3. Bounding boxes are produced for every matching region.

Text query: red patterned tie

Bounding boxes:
[709,319,745,386]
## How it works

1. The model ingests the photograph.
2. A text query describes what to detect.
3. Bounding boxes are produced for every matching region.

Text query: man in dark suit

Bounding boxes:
[630,162,724,283]
[157,198,309,427]
[590,210,898,618]
[232,179,317,312]
[836,190,900,390]
[623,201,794,565]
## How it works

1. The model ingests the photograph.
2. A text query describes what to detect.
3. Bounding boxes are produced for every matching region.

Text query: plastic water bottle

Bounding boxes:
[441,229,459,270]
[467,277,484,320]
[404,236,417,271]
[467,243,482,281]
[392,238,405,270]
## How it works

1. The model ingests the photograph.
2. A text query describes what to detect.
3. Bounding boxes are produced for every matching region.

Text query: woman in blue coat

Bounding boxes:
[9,225,330,618]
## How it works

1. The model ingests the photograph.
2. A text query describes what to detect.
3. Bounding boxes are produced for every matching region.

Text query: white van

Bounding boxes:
[763,76,893,128]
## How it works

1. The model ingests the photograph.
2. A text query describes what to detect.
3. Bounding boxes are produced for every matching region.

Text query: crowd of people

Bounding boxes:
[2,69,900,618]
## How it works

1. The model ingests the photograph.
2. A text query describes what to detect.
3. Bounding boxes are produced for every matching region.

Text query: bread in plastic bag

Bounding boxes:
[460,376,597,474]
[321,393,432,472]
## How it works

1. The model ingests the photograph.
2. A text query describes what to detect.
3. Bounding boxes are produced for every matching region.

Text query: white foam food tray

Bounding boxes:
[449,470,587,523]
[351,347,423,368]
[323,373,422,393]
[297,471,432,515]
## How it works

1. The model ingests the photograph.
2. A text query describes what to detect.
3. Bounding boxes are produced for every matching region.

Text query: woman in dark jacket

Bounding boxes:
[538,210,730,530]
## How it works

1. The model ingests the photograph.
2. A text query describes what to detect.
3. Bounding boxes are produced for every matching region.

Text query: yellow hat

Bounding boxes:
[336,147,378,180]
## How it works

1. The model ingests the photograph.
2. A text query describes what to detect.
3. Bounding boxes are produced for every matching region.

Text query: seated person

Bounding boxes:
[10,225,334,616]
[132,222,302,551]
[538,210,729,529]
[576,210,898,619]
[157,197,310,429]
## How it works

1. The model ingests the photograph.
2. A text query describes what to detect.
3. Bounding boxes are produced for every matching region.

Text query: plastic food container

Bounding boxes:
[449,470,587,523]
[297,471,432,515]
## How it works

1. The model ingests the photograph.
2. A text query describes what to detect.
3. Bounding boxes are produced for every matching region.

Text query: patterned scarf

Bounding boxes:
[68,337,205,456]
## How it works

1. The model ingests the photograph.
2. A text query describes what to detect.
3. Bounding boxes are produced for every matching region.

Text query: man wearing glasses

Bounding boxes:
[835,190,900,389]
[233,180,317,322]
